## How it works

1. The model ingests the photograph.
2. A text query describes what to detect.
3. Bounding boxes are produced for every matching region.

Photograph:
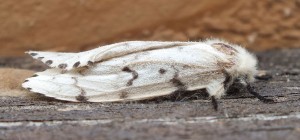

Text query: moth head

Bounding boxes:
[206,38,258,84]
[232,45,258,84]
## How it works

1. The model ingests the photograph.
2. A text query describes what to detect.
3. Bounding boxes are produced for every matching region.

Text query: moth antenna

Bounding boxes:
[211,96,218,111]
[246,84,274,103]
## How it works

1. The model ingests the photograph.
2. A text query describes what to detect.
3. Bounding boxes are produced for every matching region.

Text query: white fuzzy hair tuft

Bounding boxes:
[205,38,258,83]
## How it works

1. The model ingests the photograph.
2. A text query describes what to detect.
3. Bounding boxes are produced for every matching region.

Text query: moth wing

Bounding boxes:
[22,64,225,102]
[23,70,87,102]
[23,44,231,102]
[21,68,162,102]
[27,41,196,71]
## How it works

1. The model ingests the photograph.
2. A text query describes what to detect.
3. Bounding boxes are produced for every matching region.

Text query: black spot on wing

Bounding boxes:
[87,61,94,66]
[128,71,138,86]
[58,63,68,69]
[119,92,129,99]
[38,57,44,60]
[122,66,132,72]
[159,68,166,74]
[122,66,139,86]
[170,73,185,88]
[45,60,53,65]
[73,79,88,102]
[73,61,80,68]
[170,72,186,91]
[30,53,38,56]
[170,78,185,90]
[23,80,29,83]
[75,95,88,102]
[31,74,38,77]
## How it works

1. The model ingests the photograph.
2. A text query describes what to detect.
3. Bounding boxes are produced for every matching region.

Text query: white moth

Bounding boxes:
[22,39,273,109]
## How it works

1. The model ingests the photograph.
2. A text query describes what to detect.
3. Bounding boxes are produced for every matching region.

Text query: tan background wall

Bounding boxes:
[1,0,299,56]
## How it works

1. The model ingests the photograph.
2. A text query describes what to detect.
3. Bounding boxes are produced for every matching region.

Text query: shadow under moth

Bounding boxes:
[22,39,274,110]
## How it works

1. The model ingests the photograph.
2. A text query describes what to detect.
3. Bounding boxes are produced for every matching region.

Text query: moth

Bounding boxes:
[22,39,273,110]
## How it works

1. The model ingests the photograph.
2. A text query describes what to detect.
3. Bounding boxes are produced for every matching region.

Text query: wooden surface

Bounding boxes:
[0,49,299,140]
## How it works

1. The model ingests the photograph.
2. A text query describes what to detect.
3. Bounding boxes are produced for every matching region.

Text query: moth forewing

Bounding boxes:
[27,41,197,71]
[23,39,273,110]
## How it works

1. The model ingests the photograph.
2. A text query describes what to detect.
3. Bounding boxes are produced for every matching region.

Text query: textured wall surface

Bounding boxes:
[0,0,299,56]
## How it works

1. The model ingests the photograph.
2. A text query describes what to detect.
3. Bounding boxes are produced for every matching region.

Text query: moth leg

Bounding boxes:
[206,81,225,111]
[246,84,274,103]
[206,81,225,99]
[211,96,218,111]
